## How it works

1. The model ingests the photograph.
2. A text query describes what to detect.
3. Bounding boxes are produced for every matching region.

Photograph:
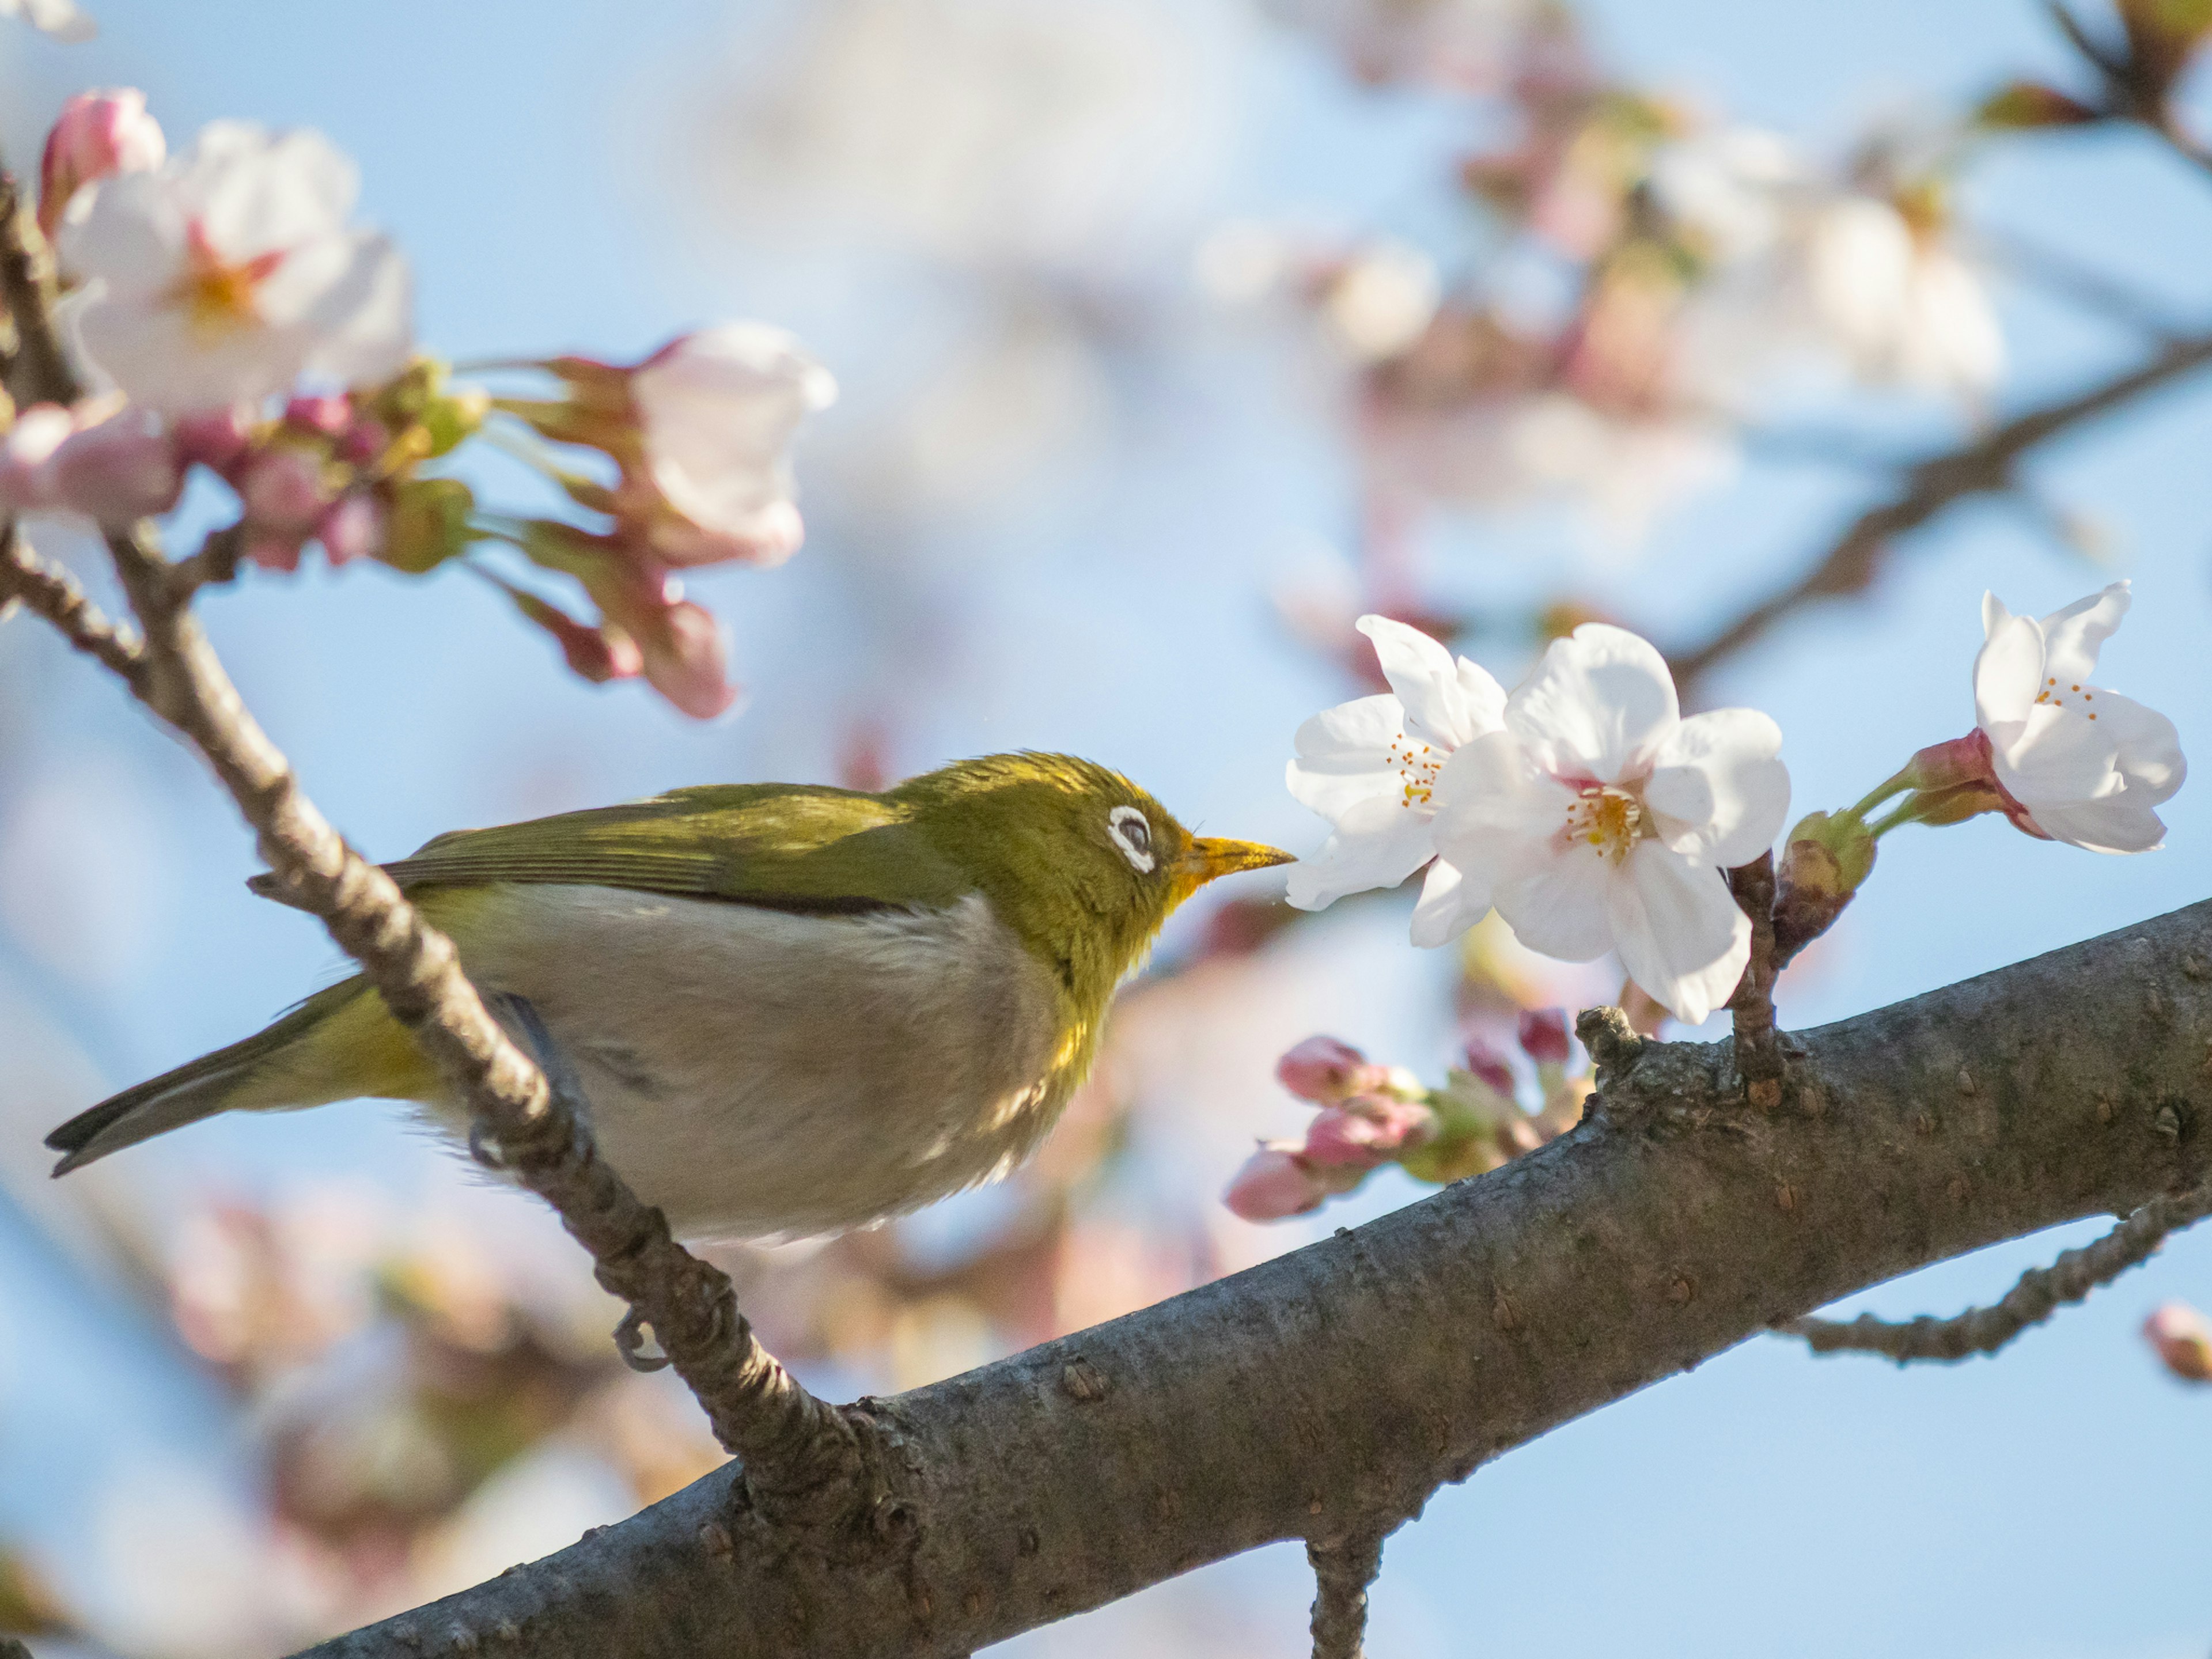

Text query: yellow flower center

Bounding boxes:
[2032,675,2097,720]
[166,221,286,342]
[1563,783,1649,865]
[1388,733,1444,810]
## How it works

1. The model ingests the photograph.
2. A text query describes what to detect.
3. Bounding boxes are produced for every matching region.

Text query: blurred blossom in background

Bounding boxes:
[2,0,2212,1655]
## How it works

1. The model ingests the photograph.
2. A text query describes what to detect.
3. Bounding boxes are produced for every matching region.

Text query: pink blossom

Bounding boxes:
[283,393,353,437]
[507,586,645,684]
[1459,1036,1517,1099]
[1275,1035,1376,1104]
[38,89,164,237]
[1302,1096,1438,1166]
[1517,1007,1571,1065]
[0,401,181,523]
[1222,1145,1330,1221]
[172,406,254,474]
[315,491,385,566]
[237,447,329,546]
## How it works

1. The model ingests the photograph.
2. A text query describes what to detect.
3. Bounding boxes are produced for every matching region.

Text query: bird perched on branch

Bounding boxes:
[47,753,1291,1238]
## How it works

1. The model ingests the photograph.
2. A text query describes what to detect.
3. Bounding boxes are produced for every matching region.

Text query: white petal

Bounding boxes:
[192,126,358,256]
[297,230,414,388]
[1608,844,1751,1025]
[1643,707,1790,866]
[1429,730,1577,882]
[1492,846,1614,962]
[2037,582,2129,688]
[1990,704,2122,807]
[1355,614,1504,749]
[1973,606,2045,733]
[1283,796,1437,911]
[1506,623,1679,784]
[2020,796,2168,854]
[1286,694,1410,820]
[2008,689,2184,853]
[55,169,184,292]
[1408,857,1493,949]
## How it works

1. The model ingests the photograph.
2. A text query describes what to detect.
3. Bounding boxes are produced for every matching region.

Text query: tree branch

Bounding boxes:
[0,168,77,407]
[0,522,145,688]
[298,896,2212,1657]
[1308,1528,1388,1659]
[1668,331,2212,687]
[1783,1179,2212,1363]
[1727,853,1782,1109]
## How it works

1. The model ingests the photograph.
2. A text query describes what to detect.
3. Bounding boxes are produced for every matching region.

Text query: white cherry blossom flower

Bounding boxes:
[1429,624,1790,1025]
[57,122,412,414]
[39,89,164,237]
[630,324,837,568]
[1285,615,1507,946]
[1972,582,2184,853]
[1,0,94,41]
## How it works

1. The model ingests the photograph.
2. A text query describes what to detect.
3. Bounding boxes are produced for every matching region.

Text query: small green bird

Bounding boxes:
[47,753,1290,1240]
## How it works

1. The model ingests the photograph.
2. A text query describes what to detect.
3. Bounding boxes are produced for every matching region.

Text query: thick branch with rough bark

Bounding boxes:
[297,897,2212,1658]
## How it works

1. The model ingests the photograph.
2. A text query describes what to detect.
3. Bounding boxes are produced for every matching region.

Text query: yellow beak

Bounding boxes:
[1176,836,1296,891]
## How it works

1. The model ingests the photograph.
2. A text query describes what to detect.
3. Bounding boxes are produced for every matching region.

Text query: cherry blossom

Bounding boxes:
[1428,623,1790,1024]
[1966,582,2184,853]
[628,325,838,568]
[1285,615,1508,946]
[1221,1144,1331,1221]
[57,123,412,413]
[39,89,164,237]
[0,400,181,523]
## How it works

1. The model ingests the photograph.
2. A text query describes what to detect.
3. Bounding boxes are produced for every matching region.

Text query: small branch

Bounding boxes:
[1308,1529,1387,1659]
[1668,331,2212,687]
[0,166,80,407]
[1,522,146,687]
[1782,1181,2212,1363]
[1726,853,1782,1109]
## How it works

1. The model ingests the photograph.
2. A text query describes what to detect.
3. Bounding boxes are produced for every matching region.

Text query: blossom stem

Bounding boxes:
[1865,802,1918,839]
[1844,769,1913,821]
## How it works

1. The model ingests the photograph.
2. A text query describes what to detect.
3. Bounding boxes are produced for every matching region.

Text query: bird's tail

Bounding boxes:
[46,977,430,1175]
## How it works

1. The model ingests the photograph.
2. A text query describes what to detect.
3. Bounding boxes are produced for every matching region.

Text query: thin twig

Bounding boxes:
[1308,1529,1387,1659]
[0,166,79,407]
[1668,331,2212,687]
[1726,853,1782,1109]
[1,522,146,685]
[1781,1183,2212,1363]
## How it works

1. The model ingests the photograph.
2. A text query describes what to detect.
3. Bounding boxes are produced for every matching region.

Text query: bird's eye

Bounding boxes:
[1107,805,1156,873]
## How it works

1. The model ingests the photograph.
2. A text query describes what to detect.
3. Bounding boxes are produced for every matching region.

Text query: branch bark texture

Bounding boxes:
[301,897,2212,1658]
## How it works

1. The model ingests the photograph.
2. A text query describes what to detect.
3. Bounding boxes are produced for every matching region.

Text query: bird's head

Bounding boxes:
[893,753,1291,1006]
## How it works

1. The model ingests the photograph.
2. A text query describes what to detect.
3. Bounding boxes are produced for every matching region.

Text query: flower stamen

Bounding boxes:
[1560,783,1649,864]
[166,221,286,342]
[1388,734,1443,810]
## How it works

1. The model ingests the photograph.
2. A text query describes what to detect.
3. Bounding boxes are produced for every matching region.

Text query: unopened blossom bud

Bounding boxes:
[505,585,644,684]
[283,393,353,437]
[50,407,182,522]
[0,404,74,512]
[1773,809,1879,965]
[1517,1008,1571,1066]
[38,90,165,239]
[1903,731,1998,796]
[238,447,329,541]
[316,491,385,567]
[336,414,391,465]
[1275,1036,1374,1104]
[379,477,475,574]
[1458,1036,1517,1100]
[172,407,254,476]
[1975,81,2101,129]
[1222,1144,1329,1221]
[1304,1096,1438,1165]
[2143,1302,2212,1384]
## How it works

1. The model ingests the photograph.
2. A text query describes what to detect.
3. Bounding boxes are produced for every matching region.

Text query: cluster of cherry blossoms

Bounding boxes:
[1267,580,2183,1112]
[2,88,836,718]
[1224,1013,1588,1220]
[1217,6,2005,540]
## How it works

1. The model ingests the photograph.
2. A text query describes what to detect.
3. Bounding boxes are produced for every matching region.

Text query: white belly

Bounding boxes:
[437,884,1067,1240]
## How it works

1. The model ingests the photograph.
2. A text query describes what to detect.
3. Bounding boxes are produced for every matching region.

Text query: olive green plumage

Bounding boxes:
[48,753,1289,1239]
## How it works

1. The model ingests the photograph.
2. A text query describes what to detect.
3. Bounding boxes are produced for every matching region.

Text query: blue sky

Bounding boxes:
[1,1,2210,1654]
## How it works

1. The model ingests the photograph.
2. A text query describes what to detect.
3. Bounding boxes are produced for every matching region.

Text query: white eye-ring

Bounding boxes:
[1107,805,1156,873]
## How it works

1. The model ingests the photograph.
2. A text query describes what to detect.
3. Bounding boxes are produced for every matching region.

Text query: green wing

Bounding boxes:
[255,784,971,915]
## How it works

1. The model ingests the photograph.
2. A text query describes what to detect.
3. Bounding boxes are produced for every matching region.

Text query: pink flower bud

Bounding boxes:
[337,415,391,465]
[1904,730,1998,794]
[316,491,385,567]
[50,407,183,523]
[1304,1096,1438,1166]
[1222,1145,1328,1221]
[244,534,305,574]
[508,585,645,684]
[172,407,255,476]
[635,595,738,720]
[38,90,166,239]
[1276,1036,1371,1104]
[1458,1036,1517,1100]
[283,394,353,437]
[2143,1302,2212,1384]
[1517,1007,1571,1066]
[238,447,330,539]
